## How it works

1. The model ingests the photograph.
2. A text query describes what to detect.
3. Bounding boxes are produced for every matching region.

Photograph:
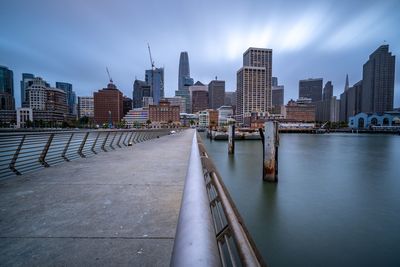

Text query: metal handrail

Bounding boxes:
[197,133,266,267]
[171,133,222,267]
[171,132,266,267]
[0,129,170,179]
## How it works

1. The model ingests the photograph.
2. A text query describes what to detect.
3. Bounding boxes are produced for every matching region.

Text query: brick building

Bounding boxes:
[94,82,123,125]
[285,99,316,122]
[149,100,180,123]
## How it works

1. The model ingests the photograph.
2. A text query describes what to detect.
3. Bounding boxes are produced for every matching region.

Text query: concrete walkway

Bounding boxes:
[0,129,195,266]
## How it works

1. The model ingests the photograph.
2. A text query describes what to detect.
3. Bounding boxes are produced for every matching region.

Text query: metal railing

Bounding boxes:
[171,133,266,267]
[0,129,170,180]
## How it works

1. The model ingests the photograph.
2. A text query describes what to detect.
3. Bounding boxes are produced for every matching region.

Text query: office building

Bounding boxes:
[189,81,208,113]
[299,78,323,102]
[56,82,77,115]
[148,100,180,123]
[322,81,333,101]
[123,96,132,116]
[237,47,272,123]
[272,77,278,87]
[162,96,186,113]
[94,81,123,125]
[16,108,33,128]
[176,51,194,113]
[20,73,35,107]
[142,96,154,108]
[208,79,225,109]
[361,44,395,113]
[123,108,149,128]
[133,79,151,108]
[78,96,94,118]
[145,67,164,104]
[224,91,237,114]
[272,85,284,106]
[217,105,233,126]
[0,66,15,110]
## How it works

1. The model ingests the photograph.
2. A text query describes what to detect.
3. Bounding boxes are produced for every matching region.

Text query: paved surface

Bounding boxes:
[0,129,195,266]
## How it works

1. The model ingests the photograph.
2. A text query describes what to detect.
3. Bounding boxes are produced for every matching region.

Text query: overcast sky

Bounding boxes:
[1,0,399,108]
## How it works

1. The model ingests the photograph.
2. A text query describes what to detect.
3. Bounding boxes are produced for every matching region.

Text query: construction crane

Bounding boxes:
[147,43,155,70]
[106,67,113,83]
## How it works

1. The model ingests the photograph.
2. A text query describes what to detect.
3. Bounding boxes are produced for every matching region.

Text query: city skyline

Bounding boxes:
[1,0,399,108]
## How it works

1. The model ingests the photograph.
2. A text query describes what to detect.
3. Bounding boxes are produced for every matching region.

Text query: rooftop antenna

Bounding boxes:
[106,67,113,83]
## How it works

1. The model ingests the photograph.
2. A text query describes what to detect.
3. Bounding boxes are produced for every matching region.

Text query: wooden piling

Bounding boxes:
[262,121,279,182]
[228,124,235,154]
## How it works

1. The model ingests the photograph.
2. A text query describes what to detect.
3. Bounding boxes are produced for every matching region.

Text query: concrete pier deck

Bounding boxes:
[0,129,195,266]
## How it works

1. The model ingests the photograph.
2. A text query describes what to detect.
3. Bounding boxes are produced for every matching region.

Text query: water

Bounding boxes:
[200,133,400,267]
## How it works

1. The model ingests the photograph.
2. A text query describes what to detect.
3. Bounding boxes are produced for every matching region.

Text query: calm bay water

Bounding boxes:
[200,133,400,267]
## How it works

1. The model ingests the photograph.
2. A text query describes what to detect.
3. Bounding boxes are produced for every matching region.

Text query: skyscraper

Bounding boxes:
[133,80,151,108]
[272,77,278,87]
[208,78,225,109]
[56,82,76,115]
[176,51,193,113]
[272,86,284,106]
[236,47,272,123]
[20,73,35,107]
[322,81,333,101]
[361,44,395,113]
[0,66,15,110]
[145,67,164,105]
[189,81,208,113]
[299,78,323,102]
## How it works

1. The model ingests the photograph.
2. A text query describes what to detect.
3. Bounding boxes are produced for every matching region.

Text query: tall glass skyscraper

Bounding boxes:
[176,51,193,113]
[145,67,164,105]
[56,82,77,115]
[0,65,15,110]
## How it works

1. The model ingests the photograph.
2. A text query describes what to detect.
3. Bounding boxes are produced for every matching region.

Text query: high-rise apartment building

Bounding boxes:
[237,47,272,122]
[208,79,225,109]
[189,81,208,113]
[94,82,123,125]
[78,96,94,118]
[133,80,151,108]
[361,44,395,113]
[176,52,193,113]
[0,66,15,110]
[299,78,323,102]
[56,82,76,115]
[145,68,164,104]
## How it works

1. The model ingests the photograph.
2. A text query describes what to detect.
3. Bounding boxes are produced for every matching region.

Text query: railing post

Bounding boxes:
[78,132,90,158]
[116,131,123,148]
[128,131,134,146]
[62,133,74,161]
[122,131,129,146]
[109,132,117,150]
[101,132,110,152]
[91,132,100,154]
[9,135,26,175]
[39,133,54,167]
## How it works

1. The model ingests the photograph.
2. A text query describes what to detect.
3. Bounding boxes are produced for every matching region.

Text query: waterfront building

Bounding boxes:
[176,51,194,113]
[237,47,272,123]
[340,77,363,122]
[145,67,164,104]
[16,108,33,128]
[78,96,94,118]
[162,96,186,113]
[148,100,180,124]
[123,108,149,128]
[20,73,35,107]
[189,81,208,113]
[198,110,209,128]
[348,112,400,129]
[208,79,225,109]
[180,113,198,127]
[361,44,395,113]
[123,96,132,116]
[197,109,218,128]
[93,82,123,126]
[56,82,77,115]
[0,66,15,110]
[0,110,16,126]
[315,96,340,122]
[133,79,151,108]
[299,78,323,102]
[285,98,316,122]
[46,87,68,114]
[217,105,233,126]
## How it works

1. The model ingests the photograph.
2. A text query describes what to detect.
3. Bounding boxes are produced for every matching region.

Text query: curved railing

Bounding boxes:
[0,129,170,180]
[171,132,266,267]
